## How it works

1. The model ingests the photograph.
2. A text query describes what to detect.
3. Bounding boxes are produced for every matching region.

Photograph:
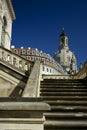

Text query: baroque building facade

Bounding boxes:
[11,46,64,75]
[0,1,87,130]
[54,28,77,74]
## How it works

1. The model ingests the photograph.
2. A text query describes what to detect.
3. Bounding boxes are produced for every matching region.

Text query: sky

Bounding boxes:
[12,0,87,69]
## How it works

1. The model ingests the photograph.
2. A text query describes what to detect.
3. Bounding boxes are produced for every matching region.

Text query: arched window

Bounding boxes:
[43,66,45,71]
[47,68,49,72]
[19,60,22,69]
[61,38,64,43]
[2,51,4,60]
[13,57,16,66]
[3,16,7,26]
[7,54,11,62]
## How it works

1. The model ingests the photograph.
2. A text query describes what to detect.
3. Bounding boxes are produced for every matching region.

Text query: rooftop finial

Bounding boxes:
[60,27,65,36]
[62,27,64,33]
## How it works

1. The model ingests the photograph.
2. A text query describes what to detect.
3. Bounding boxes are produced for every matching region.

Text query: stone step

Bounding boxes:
[44,100,87,106]
[51,105,87,112]
[41,84,87,88]
[44,120,87,130]
[43,79,86,83]
[44,112,87,120]
[41,82,86,86]
[40,78,87,130]
[41,95,87,101]
[44,127,87,130]
[40,88,87,92]
[43,79,82,82]
[41,85,86,89]
[40,91,87,96]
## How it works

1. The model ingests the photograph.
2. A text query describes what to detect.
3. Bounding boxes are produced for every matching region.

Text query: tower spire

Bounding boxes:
[62,27,64,33]
[54,28,77,74]
[60,27,66,36]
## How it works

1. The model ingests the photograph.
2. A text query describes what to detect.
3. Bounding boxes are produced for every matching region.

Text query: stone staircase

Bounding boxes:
[40,78,87,130]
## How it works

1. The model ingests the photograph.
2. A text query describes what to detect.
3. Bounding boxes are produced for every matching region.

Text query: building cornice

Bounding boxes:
[6,0,16,20]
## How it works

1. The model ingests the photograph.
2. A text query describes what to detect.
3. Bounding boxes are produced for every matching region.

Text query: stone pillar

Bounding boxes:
[23,60,42,97]
[0,98,50,130]
[4,20,12,49]
[0,16,2,46]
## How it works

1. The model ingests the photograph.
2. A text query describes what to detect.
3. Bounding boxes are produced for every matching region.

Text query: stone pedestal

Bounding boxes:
[0,98,50,130]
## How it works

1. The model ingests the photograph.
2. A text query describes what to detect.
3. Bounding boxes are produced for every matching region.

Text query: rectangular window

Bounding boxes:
[47,68,49,72]
[43,66,45,71]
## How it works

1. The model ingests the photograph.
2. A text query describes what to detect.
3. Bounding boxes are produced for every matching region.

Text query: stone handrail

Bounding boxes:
[74,62,87,79]
[22,60,42,97]
[0,46,33,74]
[0,98,50,130]
[42,61,87,80]
[42,74,74,80]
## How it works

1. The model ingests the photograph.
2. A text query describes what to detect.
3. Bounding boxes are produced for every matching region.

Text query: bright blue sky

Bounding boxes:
[12,0,87,69]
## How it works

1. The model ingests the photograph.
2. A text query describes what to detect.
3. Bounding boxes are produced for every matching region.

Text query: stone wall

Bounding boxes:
[0,98,50,130]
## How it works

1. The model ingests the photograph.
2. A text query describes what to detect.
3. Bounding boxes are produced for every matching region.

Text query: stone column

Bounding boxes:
[0,16,2,46]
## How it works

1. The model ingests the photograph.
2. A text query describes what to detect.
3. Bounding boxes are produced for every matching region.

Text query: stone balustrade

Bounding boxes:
[42,74,74,80]
[0,46,33,74]
[74,62,87,79]
[42,61,87,80]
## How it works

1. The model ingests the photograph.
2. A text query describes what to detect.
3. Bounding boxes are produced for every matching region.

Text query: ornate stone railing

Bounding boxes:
[42,74,74,80]
[42,61,87,80]
[74,62,87,79]
[0,46,33,75]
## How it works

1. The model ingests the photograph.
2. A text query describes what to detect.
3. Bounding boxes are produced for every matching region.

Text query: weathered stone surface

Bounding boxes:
[0,69,27,97]
[0,102,50,110]
[0,100,50,130]
[0,123,43,130]
[23,60,42,97]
